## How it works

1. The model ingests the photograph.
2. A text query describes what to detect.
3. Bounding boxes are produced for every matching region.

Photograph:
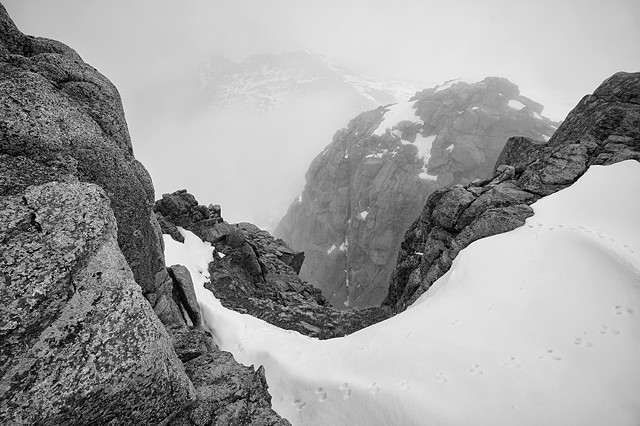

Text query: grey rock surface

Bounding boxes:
[170,345,290,426]
[0,182,194,425]
[384,72,640,312]
[0,3,167,309]
[276,77,558,308]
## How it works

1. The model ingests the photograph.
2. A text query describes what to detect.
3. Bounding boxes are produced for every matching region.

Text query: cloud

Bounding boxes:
[4,0,640,227]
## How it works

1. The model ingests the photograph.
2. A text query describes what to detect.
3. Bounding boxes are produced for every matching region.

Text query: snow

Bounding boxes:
[365,152,384,159]
[543,134,551,142]
[414,134,436,162]
[373,101,420,135]
[340,238,348,251]
[533,111,543,120]
[165,160,640,426]
[359,211,369,220]
[217,251,226,259]
[508,99,527,110]
[327,244,337,255]
[297,194,303,203]
[418,171,437,181]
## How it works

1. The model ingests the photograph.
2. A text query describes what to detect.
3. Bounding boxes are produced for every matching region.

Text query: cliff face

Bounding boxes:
[384,71,640,312]
[0,5,287,425]
[276,77,558,309]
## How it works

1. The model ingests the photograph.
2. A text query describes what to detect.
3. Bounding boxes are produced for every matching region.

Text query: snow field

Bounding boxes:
[165,160,640,425]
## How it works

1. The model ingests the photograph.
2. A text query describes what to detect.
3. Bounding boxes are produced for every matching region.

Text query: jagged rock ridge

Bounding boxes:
[0,5,288,425]
[155,190,391,339]
[384,71,640,312]
[276,77,558,309]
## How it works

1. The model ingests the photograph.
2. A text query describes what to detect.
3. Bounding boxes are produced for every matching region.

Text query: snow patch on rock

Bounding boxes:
[508,99,527,110]
[373,101,421,135]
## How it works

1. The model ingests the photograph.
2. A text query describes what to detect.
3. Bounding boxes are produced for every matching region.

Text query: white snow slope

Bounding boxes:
[165,160,640,426]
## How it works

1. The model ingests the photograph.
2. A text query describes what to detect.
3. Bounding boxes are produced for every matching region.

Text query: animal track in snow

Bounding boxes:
[339,382,352,400]
[500,356,522,368]
[435,373,448,384]
[368,382,380,394]
[398,380,411,390]
[469,364,484,376]
[573,336,593,348]
[315,387,327,402]
[538,349,562,361]
[615,305,634,316]
[292,398,306,412]
[599,325,620,335]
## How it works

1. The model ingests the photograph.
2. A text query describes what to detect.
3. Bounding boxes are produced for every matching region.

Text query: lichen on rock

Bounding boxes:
[0,182,194,425]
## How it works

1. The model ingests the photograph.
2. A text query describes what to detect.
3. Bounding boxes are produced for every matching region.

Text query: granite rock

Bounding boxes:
[0,3,170,315]
[0,182,194,425]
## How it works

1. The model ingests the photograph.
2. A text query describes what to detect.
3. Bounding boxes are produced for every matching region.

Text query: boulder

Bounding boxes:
[0,182,194,425]
[169,264,202,328]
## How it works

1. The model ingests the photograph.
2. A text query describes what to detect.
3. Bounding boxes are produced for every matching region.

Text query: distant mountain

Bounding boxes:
[191,50,426,113]
[276,77,559,309]
[129,51,428,231]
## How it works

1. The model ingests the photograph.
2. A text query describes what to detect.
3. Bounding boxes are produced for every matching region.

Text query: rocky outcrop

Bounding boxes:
[172,347,286,426]
[0,182,194,425]
[276,77,558,309]
[0,3,172,318]
[384,71,640,312]
[0,5,288,425]
[156,190,391,339]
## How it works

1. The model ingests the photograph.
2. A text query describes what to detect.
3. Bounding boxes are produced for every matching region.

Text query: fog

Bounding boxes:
[5,0,640,228]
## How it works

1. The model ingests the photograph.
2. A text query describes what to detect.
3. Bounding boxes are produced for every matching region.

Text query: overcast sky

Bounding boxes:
[4,0,640,225]
[6,0,640,117]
